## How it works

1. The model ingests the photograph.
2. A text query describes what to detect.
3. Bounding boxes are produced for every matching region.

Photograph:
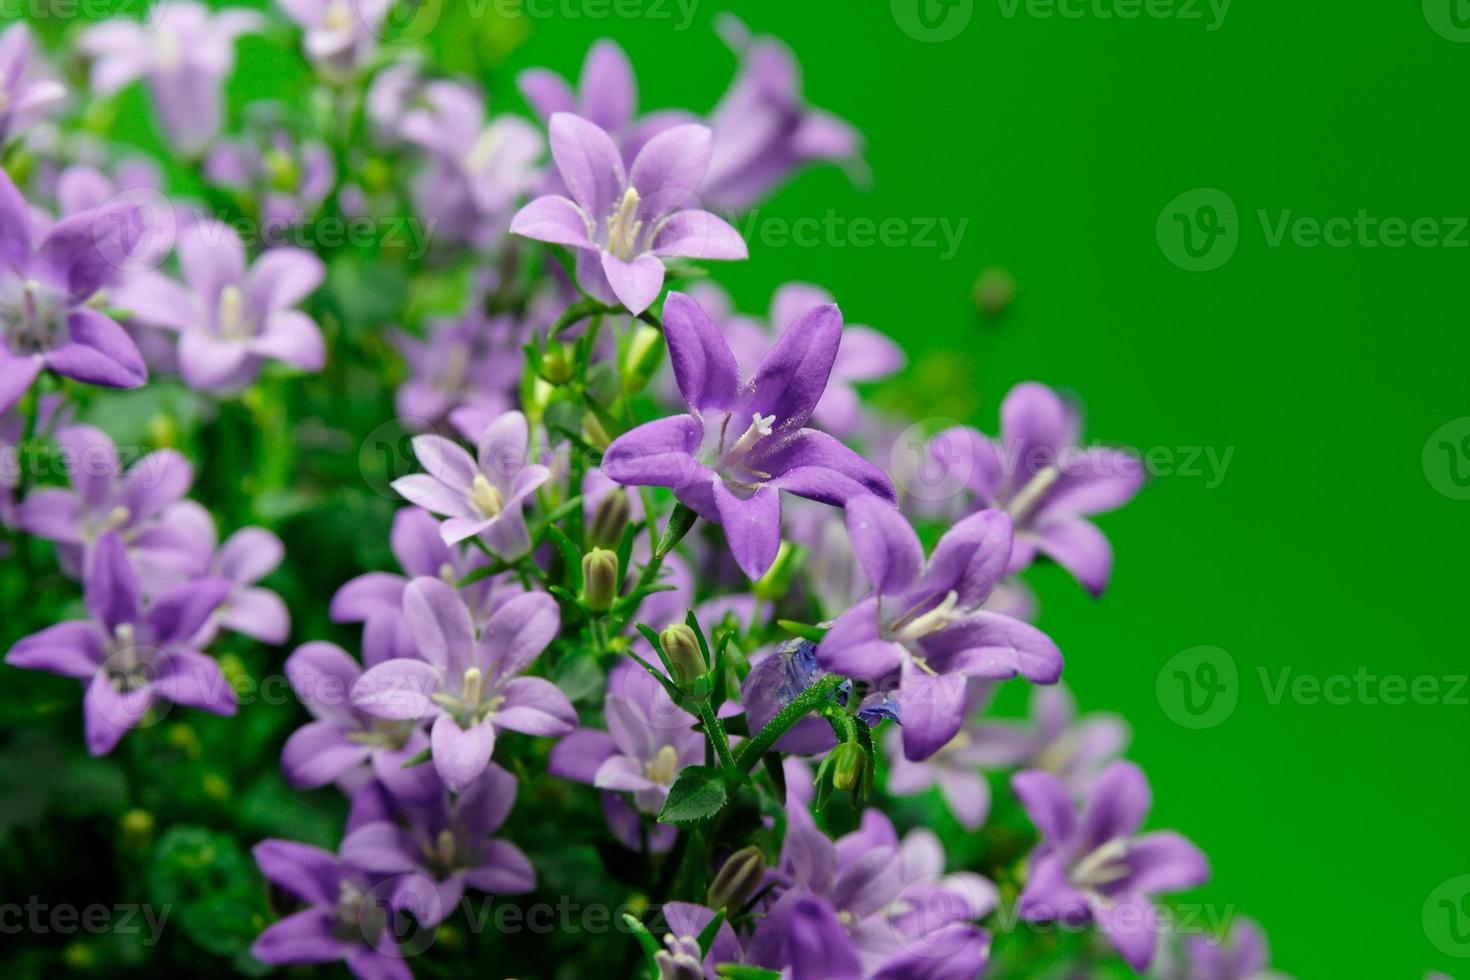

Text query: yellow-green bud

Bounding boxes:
[581,548,620,612]
[706,845,766,913]
[582,411,612,451]
[659,623,706,689]
[147,413,178,450]
[620,323,664,393]
[754,541,799,601]
[973,266,1016,319]
[120,808,154,849]
[588,489,632,549]
[540,343,573,384]
[830,742,867,792]
[265,149,299,193]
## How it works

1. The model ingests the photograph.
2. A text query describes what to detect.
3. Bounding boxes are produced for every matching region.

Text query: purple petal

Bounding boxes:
[1080,760,1151,846]
[592,754,657,792]
[713,481,781,579]
[285,641,362,724]
[252,839,342,905]
[763,429,896,507]
[845,495,923,596]
[46,310,147,388]
[145,576,231,647]
[921,611,1062,684]
[516,68,574,122]
[548,112,625,220]
[548,729,619,785]
[14,487,82,543]
[662,290,740,413]
[250,909,348,965]
[431,713,495,792]
[1032,518,1113,596]
[281,720,370,788]
[154,649,236,714]
[330,573,406,624]
[390,506,451,577]
[1125,831,1210,895]
[221,586,290,644]
[84,532,141,631]
[579,40,636,131]
[178,220,246,302]
[5,621,105,678]
[83,671,153,755]
[178,330,251,389]
[494,676,576,736]
[1001,382,1076,484]
[0,351,42,414]
[629,124,712,201]
[599,250,665,316]
[339,821,420,874]
[56,424,118,508]
[899,663,969,762]
[409,434,477,495]
[402,576,474,671]
[474,410,530,487]
[252,310,325,371]
[650,209,747,260]
[463,839,537,894]
[816,599,904,679]
[246,247,324,313]
[749,303,841,429]
[0,165,32,266]
[602,414,704,489]
[119,448,193,522]
[351,658,441,720]
[787,897,862,980]
[1097,894,1159,971]
[1011,769,1076,843]
[510,194,594,249]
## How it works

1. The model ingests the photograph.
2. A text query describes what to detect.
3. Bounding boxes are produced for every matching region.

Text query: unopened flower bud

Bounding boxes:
[588,489,632,549]
[973,266,1016,319]
[830,742,867,792]
[706,845,766,913]
[659,623,705,689]
[582,411,611,451]
[581,548,620,612]
[120,808,154,849]
[620,323,664,393]
[754,541,798,601]
[540,343,573,384]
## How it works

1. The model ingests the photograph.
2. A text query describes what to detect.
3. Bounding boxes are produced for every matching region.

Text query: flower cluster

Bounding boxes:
[0,10,1286,980]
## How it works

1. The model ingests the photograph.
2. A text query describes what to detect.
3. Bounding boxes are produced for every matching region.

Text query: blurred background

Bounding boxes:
[6,1,1470,977]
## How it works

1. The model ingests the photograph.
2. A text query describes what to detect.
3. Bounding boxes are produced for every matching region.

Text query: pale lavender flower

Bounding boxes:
[275,0,389,77]
[1166,916,1285,980]
[967,682,1129,797]
[700,16,863,212]
[816,495,1062,761]
[205,129,337,234]
[390,411,550,555]
[0,169,148,412]
[198,526,291,645]
[0,24,67,145]
[114,220,325,391]
[350,579,572,791]
[340,762,535,928]
[80,2,263,156]
[250,839,413,980]
[1013,760,1210,972]
[602,292,893,578]
[4,532,235,755]
[928,381,1144,594]
[510,115,747,315]
[391,309,526,433]
[881,680,1000,830]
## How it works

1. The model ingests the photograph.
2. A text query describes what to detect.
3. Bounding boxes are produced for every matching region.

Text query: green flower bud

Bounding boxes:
[582,411,611,451]
[581,548,620,612]
[540,343,573,384]
[265,149,299,193]
[830,742,867,792]
[659,623,706,689]
[620,323,664,393]
[973,266,1016,319]
[706,845,767,913]
[754,541,799,601]
[588,489,632,550]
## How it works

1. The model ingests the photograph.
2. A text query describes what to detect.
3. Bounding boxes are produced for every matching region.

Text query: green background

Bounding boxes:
[17,0,1470,976]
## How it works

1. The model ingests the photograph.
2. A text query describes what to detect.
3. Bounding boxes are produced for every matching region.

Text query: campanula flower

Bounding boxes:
[1013,760,1210,971]
[510,116,747,315]
[967,682,1130,797]
[1165,916,1284,980]
[275,0,389,78]
[205,127,337,234]
[0,24,67,145]
[816,495,1062,761]
[602,291,893,578]
[198,526,291,645]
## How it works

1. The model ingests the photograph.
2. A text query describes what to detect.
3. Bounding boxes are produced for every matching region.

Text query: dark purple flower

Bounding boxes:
[510,115,747,315]
[700,16,864,212]
[816,495,1062,761]
[339,762,536,928]
[741,638,898,756]
[115,220,325,392]
[351,579,571,791]
[929,382,1144,595]
[0,169,147,412]
[1013,760,1210,972]
[4,532,235,755]
[250,838,412,980]
[0,24,67,145]
[602,291,894,578]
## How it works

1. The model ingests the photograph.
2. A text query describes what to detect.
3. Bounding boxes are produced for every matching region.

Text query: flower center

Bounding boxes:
[430,667,505,726]
[1069,836,1131,891]
[334,879,383,942]
[644,744,680,786]
[2,279,70,354]
[216,285,250,340]
[1006,464,1061,524]
[605,187,643,260]
[705,411,776,492]
[323,0,354,31]
[106,623,152,692]
[155,28,183,73]
[889,590,960,646]
[437,562,458,585]
[469,474,504,519]
[464,128,504,177]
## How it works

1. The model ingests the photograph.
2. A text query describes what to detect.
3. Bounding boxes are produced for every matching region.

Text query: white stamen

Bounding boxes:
[461,667,484,710]
[323,0,353,31]
[893,590,960,644]
[644,744,679,786]
[470,474,504,518]
[1007,465,1061,524]
[217,285,247,340]
[464,128,504,175]
[728,412,775,462]
[1070,836,1131,890]
[605,187,643,260]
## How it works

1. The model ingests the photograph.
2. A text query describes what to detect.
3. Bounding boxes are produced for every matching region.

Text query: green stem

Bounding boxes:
[733,674,846,773]
[697,700,736,773]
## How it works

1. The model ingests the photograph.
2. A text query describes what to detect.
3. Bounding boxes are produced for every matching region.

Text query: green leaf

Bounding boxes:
[777,619,827,643]
[717,967,782,979]
[621,913,662,967]
[545,525,584,591]
[656,502,699,557]
[658,765,729,825]
[400,746,432,768]
[696,907,728,956]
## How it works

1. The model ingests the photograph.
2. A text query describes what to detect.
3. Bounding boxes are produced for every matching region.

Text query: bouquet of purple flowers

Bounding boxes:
[0,7,1285,978]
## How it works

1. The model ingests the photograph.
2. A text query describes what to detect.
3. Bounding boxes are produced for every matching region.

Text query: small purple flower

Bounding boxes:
[4,532,235,755]
[510,115,747,315]
[1167,916,1281,980]
[881,680,999,830]
[1013,760,1210,972]
[280,639,432,798]
[929,381,1144,595]
[115,220,325,392]
[339,762,536,928]
[390,411,551,555]
[205,129,337,233]
[816,495,1062,761]
[351,579,571,791]
[602,291,894,579]
[201,526,291,645]
[16,424,203,579]
[275,0,389,77]
[741,638,898,756]
[391,309,526,433]
[250,838,413,980]
[0,24,67,145]
[80,2,263,156]
[0,169,148,412]
[701,16,864,212]
[968,682,1130,797]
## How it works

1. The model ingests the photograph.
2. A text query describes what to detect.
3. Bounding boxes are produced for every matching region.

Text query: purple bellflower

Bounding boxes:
[510,115,747,315]
[250,839,413,980]
[116,220,325,391]
[816,495,1062,762]
[350,578,572,792]
[391,308,526,434]
[79,2,263,156]
[929,381,1144,595]
[966,682,1130,797]
[275,0,390,78]
[0,169,148,412]
[340,762,536,928]
[880,679,1001,830]
[198,526,291,646]
[205,129,337,234]
[0,24,67,145]
[4,532,235,755]
[602,291,894,579]
[1169,916,1283,980]
[389,410,551,555]
[1013,760,1210,972]
[741,638,898,756]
